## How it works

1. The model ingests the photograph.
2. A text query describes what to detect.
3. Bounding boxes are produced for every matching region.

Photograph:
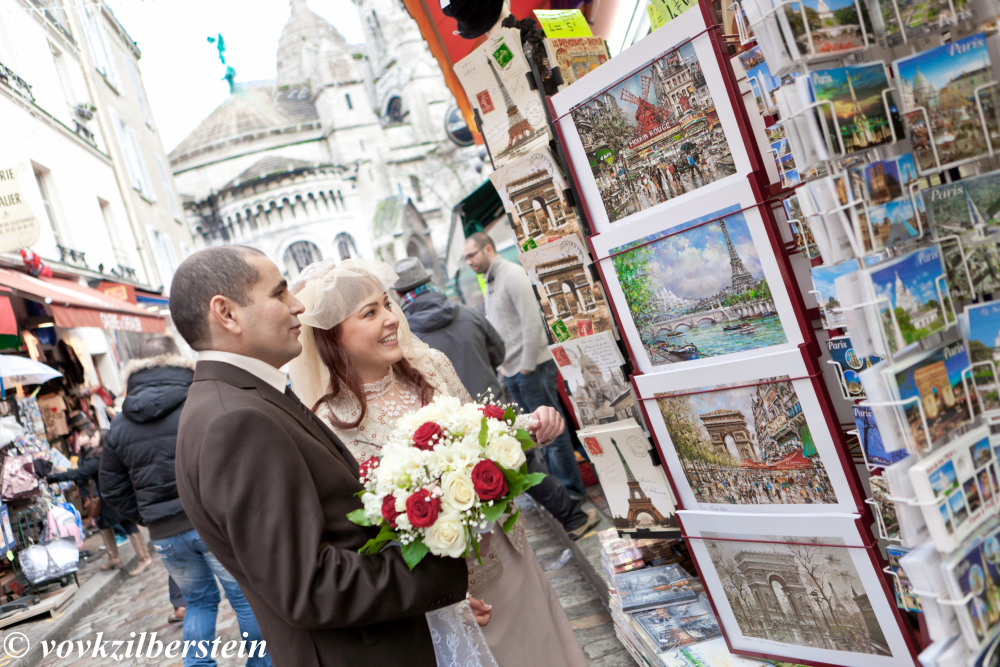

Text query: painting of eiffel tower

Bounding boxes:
[612,437,671,527]
[581,420,678,534]
[719,220,755,294]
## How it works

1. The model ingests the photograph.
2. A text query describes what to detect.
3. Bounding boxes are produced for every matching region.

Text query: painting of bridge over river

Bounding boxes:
[610,205,787,366]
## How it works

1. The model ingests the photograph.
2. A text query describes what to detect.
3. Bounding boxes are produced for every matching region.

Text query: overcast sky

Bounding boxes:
[112,0,365,152]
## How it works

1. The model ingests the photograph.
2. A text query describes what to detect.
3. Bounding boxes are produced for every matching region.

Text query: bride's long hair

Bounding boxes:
[310,319,435,430]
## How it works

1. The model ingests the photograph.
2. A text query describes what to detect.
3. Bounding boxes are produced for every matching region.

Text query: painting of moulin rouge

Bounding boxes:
[570,41,735,224]
[611,205,786,366]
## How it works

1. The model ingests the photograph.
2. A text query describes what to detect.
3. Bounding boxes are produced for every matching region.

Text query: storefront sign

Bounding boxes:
[0,165,40,253]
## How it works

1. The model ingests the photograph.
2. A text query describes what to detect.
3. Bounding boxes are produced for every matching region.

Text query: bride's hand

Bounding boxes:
[528,406,565,445]
[468,597,493,627]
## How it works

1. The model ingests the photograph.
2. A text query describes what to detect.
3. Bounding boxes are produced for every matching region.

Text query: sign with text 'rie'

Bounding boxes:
[0,165,40,253]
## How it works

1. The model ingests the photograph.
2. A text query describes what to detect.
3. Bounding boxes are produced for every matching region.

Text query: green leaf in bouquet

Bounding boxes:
[503,406,517,423]
[478,419,489,448]
[521,471,546,492]
[502,509,521,533]
[515,429,536,451]
[358,523,397,554]
[402,540,430,571]
[347,508,373,526]
[481,499,508,523]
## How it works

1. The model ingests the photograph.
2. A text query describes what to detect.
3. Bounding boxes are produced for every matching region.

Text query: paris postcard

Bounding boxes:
[778,0,870,58]
[809,62,902,156]
[964,300,1000,413]
[578,418,679,535]
[894,33,1000,173]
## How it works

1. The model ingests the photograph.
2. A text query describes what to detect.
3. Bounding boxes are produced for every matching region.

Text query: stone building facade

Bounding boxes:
[171,0,483,280]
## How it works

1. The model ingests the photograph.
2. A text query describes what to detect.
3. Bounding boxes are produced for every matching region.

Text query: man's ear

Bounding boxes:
[207,295,242,336]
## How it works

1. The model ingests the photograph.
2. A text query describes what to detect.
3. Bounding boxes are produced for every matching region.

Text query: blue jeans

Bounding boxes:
[154,530,271,667]
[505,360,586,497]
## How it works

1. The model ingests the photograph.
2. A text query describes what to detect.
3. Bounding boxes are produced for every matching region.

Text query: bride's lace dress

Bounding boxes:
[317,349,585,667]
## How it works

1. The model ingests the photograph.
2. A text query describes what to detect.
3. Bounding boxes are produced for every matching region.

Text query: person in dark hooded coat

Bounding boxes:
[392,257,505,401]
[101,335,271,667]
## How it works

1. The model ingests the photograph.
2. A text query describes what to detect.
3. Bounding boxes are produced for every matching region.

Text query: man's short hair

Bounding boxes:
[139,334,181,359]
[169,246,265,350]
[466,232,495,251]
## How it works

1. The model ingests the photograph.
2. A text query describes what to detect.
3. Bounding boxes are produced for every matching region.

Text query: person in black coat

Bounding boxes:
[47,423,146,571]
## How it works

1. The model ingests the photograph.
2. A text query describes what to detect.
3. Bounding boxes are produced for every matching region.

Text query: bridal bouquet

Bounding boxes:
[347,396,545,569]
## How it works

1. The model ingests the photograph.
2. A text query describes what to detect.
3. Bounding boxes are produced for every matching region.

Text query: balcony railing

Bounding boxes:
[56,245,87,268]
[0,62,34,103]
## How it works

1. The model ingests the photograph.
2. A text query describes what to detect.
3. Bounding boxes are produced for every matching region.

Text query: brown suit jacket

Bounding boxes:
[175,361,468,666]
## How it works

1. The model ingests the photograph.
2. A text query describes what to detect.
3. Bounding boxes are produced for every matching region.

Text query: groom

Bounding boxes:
[170,246,468,667]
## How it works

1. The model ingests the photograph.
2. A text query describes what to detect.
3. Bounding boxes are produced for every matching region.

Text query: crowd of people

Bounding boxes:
[45,240,604,666]
[686,466,836,505]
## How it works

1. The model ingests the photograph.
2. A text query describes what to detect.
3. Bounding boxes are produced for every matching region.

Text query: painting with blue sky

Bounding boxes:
[611,205,787,365]
[739,45,781,115]
[894,33,999,171]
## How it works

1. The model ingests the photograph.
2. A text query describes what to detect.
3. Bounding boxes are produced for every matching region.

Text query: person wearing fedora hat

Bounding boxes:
[392,257,505,401]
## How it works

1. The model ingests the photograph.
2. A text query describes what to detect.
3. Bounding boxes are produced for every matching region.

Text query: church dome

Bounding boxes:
[276,0,356,88]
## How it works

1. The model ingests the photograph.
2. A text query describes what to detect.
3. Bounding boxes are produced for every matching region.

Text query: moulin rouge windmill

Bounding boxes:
[620,76,672,136]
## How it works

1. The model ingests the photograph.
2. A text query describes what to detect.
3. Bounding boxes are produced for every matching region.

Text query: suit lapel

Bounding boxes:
[194,361,360,478]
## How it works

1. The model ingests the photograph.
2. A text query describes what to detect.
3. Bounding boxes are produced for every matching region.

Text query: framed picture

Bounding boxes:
[679,511,918,667]
[549,8,755,233]
[590,180,805,375]
[635,347,863,514]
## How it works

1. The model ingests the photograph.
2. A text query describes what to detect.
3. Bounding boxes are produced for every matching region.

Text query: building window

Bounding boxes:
[409,175,423,203]
[110,108,155,199]
[335,232,358,260]
[81,6,118,87]
[283,240,322,277]
[33,164,65,246]
[385,96,406,124]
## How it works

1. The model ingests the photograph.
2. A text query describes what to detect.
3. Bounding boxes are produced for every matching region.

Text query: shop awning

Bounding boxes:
[456,180,505,238]
[0,268,166,333]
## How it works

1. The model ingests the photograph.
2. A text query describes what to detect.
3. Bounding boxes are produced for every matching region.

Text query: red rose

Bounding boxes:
[472,460,509,501]
[480,405,506,420]
[359,456,380,481]
[412,422,444,451]
[381,494,400,527]
[405,488,441,528]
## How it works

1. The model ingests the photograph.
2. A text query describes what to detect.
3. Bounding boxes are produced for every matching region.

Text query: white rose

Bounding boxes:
[441,469,476,512]
[423,512,468,558]
[486,434,526,470]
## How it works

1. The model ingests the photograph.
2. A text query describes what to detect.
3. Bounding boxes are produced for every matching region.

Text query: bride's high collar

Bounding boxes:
[361,365,394,391]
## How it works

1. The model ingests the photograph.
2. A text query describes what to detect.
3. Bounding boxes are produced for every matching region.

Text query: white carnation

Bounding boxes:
[486,434,526,470]
[423,512,468,558]
[440,469,476,512]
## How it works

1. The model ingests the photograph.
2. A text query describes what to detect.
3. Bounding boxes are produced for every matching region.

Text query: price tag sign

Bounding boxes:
[532,9,592,38]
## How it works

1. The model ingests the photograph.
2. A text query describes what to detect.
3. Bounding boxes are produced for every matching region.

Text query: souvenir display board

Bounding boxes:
[446,0,1000,661]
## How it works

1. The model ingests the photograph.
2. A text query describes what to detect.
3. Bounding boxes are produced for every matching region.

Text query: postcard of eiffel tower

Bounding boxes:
[578,418,679,536]
[454,28,551,169]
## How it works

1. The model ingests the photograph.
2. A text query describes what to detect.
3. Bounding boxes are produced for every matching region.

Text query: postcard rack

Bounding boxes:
[447,0,1000,663]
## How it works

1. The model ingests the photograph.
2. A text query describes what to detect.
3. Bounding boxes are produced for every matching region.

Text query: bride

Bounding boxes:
[288,259,587,666]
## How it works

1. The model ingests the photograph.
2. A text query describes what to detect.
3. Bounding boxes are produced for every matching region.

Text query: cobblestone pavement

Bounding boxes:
[20,500,631,666]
